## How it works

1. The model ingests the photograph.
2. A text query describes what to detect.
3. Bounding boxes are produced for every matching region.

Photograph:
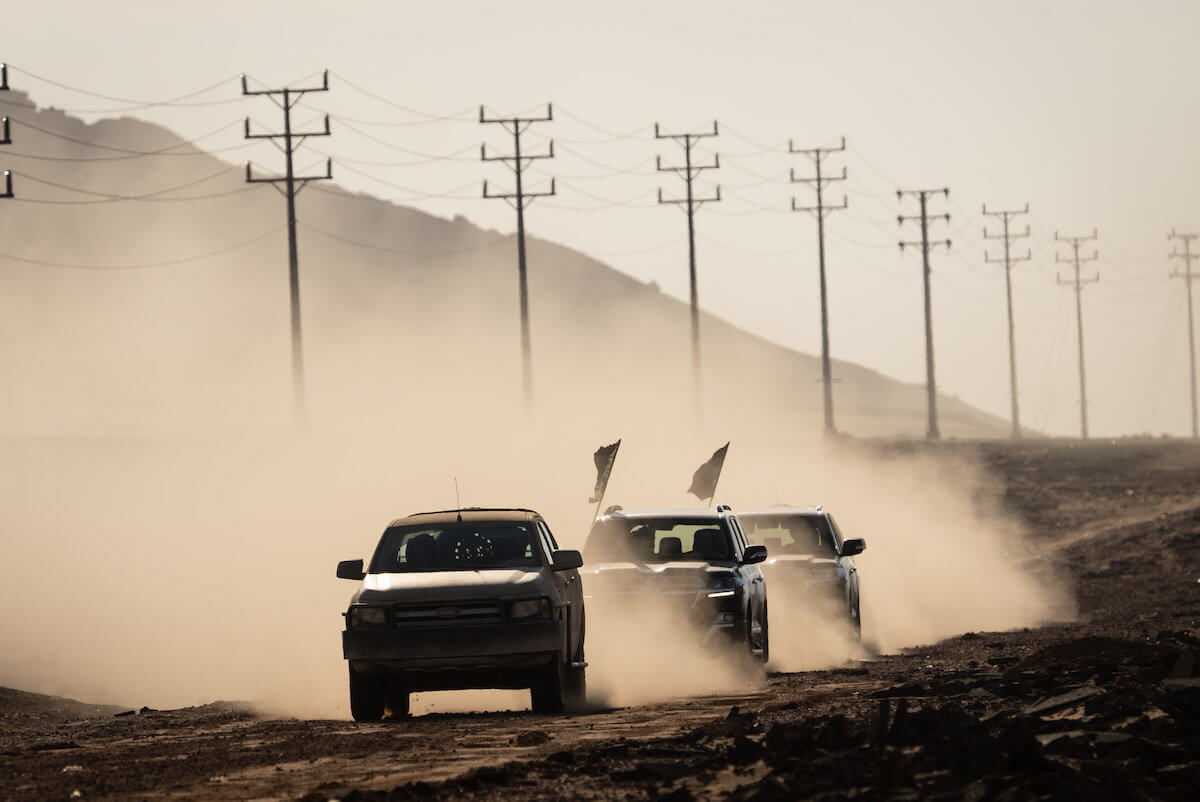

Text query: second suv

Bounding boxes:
[738,506,866,638]
[336,508,586,720]
[581,506,769,662]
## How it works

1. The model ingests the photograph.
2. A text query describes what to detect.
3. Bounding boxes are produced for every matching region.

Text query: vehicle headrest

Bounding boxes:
[692,528,726,558]
[658,536,682,559]
[763,536,784,554]
[405,533,438,568]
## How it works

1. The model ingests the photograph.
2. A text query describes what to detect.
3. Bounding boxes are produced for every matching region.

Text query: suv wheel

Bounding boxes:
[348,666,385,722]
[850,590,863,642]
[385,684,411,719]
[530,654,566,714]
[758,604,770,664]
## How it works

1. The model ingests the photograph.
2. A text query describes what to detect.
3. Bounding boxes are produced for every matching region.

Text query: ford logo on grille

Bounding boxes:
[436,606,459,619]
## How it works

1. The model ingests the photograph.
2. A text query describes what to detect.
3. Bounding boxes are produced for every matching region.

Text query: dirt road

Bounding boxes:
[3,439,1199,800]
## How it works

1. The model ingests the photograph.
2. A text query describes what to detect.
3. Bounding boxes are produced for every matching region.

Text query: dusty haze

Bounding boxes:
[1,416,1070,716]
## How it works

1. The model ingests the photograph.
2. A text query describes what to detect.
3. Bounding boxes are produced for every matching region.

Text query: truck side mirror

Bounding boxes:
[337,559,365,580]
[840,539,866,557]
[741,545,768,565]
[551,549,583,572]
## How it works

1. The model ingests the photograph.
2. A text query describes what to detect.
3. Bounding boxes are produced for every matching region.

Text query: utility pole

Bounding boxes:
[1,63,12,201]
[983,203,1031,440]
[898,188,951,440]
[480,104,555,412]
[242,71,332,424]
[789,136,847,436]
[1169,228,1200,438]
[656,122,720,401]
[1054,230,1099,440]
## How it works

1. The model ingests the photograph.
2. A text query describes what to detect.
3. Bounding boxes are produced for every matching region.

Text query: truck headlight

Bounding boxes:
[510,598,551,620]
[349,606,387,628]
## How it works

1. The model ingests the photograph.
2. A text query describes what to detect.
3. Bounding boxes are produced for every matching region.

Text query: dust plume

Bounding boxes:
[0,99,1069,717]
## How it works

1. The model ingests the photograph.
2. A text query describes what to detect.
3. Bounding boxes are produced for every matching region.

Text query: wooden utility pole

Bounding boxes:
[656,122,720,401]
[1054,230,1100,440]
[898,188,951,440]
[1169,228,1200,438]
[481,104,556,413]
[243,71,333,424]
[789,137,847,436]
[983,203,1031,440]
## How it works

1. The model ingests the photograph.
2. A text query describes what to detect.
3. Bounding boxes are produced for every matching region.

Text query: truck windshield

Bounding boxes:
[740,514,837,558]
[370,523,540,573]
[584,517,733,563]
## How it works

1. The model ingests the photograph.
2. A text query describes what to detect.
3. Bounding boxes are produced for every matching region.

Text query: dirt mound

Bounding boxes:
[0,687,123,723]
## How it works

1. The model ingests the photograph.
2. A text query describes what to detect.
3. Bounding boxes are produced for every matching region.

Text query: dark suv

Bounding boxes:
[580,506,769,662]
[336,508,586,720]
[738,507,866,638]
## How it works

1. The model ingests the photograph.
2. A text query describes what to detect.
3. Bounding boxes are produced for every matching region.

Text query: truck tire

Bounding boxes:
[564,666,586,711]
[385,684,410,719]
[758,604,770,664]
[850,590,863,641]
[530,654,566,714]
[349,666,385,722]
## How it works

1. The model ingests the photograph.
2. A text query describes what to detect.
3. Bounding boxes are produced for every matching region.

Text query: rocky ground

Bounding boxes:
[2,439,1199,800]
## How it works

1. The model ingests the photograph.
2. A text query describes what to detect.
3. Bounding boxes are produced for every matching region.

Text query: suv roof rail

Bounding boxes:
[602,504,624,516]
[407,507,540,517]
[716,504,733,512]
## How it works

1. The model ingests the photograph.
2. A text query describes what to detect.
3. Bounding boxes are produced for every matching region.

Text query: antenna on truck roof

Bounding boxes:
[453,477,463,522]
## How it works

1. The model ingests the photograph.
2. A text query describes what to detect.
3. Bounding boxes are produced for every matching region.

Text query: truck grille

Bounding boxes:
[392,601,503,627]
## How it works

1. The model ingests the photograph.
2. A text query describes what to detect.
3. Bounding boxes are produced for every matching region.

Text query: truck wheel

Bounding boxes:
[385,684,410,719]
[564,666,587,711]
[348,667,385,722]
[758,605,770,665]
[530,654,566,714]
[850,591,863,641]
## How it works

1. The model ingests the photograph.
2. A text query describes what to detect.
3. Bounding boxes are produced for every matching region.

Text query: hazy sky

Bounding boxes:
[6,0,1198,437]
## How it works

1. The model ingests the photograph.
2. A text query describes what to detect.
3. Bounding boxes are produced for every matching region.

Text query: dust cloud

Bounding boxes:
[0,411,1071,717]
[0,108,1068,714]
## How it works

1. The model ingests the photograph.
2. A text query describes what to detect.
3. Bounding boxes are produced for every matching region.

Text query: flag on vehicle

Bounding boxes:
[688,442,729,502]
[589,440,621,504]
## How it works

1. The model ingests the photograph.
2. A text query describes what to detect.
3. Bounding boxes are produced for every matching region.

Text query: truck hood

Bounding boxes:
[580,561,733,594]
[351,569,547,604]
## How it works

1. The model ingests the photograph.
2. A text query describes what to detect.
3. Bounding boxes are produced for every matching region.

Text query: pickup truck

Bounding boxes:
[337,508,587,720]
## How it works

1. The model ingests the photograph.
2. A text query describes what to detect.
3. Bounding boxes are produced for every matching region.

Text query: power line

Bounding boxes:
[243,69,333,424]
[1054,229,1100,439]
[3,65,241,112]
[656,120,720,405]
[1168,228,1200,438]
[15,164,237,201]
[790,136,847,436]
[481,102,556,412]
[898,187,952,440]
[297,220,511,255]
[983,202,1031,440]
[0,227,282,270]
[9,118,249,157]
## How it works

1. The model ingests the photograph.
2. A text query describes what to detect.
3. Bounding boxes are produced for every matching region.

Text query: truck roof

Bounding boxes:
[738,506,825,517]
[387,508,541,527]
[600,508,726,521]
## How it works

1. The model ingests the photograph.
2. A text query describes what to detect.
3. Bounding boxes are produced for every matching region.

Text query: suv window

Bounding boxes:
[584,517,734,563]
[370,523,539,573]
[740,513,837,558]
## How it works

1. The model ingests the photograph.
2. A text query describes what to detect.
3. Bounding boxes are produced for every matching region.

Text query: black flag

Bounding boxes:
[688,442,729,501]
[589,440,621,504]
